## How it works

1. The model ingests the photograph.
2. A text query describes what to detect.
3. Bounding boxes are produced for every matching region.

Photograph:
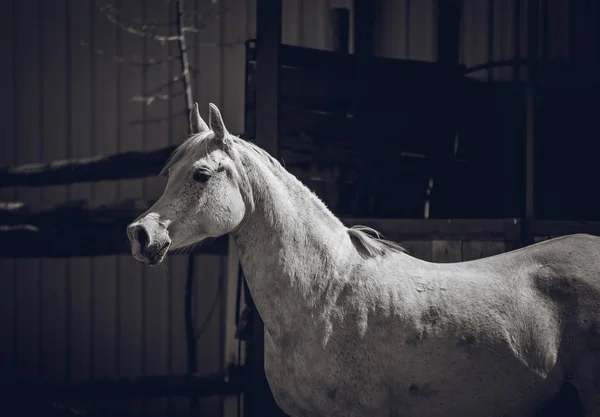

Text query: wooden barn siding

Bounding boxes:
[0,1,255,416]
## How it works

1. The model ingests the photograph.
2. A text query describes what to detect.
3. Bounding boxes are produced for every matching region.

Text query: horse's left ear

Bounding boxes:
[190,102,209,134]
[208,103,230,143]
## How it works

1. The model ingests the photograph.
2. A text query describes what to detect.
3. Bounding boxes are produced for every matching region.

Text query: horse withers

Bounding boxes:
[127,103,600,417]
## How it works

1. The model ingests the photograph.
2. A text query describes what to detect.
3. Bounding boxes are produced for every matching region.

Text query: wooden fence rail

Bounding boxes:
[0,146,176,188]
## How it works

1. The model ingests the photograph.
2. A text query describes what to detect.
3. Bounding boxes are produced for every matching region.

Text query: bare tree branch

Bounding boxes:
[126,110,188,125]
[96,0,202,44]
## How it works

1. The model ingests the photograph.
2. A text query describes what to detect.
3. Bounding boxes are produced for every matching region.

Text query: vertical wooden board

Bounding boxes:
[492,0,516,81]
[13,0,42,382]
[142,2,172,414]
[116,255,144,414]
[142,0,170,203]
[117,257,144,377]
[166,254,190,416]
[223,0,247,134]
[302,0,328,50]
[14,260,41,381]
[223,240,241,417]
[93,0,119,205]
[282,0,302,46]
[143,265,170,375]
[118,0,145,202]
[408,0,435,62]
[546,0,570,60]
[39,0,69,382]
[0,0,15,202]
[0,0,15,384]
[432,240,462,263]
[376,0,409,59]
[69,0,93,203]
[403,240,433,262]
[247,0,257,39]
[462,0,491,79]
[195,0,223,120]
[194,254,223,416]
[517,0,528,80]
[90,0,119,384]
[68,258,92,382]
[116,2,145,412]
[91,256,117,379]
[0,259,15,382]
[462,240,506,261]
[141,258,170,417]
[68,0,94,385]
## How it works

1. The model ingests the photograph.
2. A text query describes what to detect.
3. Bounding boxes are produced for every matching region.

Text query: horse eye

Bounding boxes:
[192,170,211,183]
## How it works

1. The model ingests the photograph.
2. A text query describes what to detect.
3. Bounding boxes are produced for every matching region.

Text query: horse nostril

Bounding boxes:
[135,227,150,248]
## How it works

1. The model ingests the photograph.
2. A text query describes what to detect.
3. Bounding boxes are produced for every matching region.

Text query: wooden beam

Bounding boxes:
[0,370,243,400]
[0,145,176,188]
[248,1,284,416]
[0,200,228,258]
[343,218,522,242]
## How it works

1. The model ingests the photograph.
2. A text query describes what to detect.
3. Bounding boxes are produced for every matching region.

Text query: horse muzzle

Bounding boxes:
[127,219,171,266]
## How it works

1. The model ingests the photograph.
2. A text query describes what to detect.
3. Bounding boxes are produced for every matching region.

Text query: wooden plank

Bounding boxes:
[142,1,171,414]
[282,0,302,46]
[223,0,248,138]
[343,218,521,241]
[167,254,190,416]
[68,256,92,383]
[408,0,436,62]
[531,220,600,237]
[40,0,69,383]
[461,240,506,261]
[195,0,222,130]
[117,0,145,414]
[13,0,42,382]
[302,0,328,50]
[0,0,15,383]
[67,0,93,385]
[194,255,223,416]
[224,239,242,417]
[90,0,118,384]
[0,258,15,382]
[432,240,462,263]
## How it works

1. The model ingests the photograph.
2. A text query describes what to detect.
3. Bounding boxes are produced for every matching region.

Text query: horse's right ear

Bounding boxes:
[189,102,209,134]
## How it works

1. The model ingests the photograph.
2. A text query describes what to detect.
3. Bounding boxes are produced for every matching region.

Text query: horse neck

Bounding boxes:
[231,154,353,341]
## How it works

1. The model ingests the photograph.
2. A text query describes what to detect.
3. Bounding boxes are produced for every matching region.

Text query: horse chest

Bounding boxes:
[263,331,390,417]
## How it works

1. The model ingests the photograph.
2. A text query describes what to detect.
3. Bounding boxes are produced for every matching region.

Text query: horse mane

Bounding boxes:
[163,132,406,259]
[347,225,407,258]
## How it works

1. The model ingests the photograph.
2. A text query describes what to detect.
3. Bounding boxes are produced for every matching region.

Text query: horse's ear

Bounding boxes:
[208,103,229,142]
[189,102,209,134]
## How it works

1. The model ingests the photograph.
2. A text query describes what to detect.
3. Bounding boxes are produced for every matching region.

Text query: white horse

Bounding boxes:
[127,103,600,417]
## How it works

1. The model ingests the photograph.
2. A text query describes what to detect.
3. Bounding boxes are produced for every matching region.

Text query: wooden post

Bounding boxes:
[245,0,283,416]
[331,8,350,54]
[436,0,462,66]
[523,0,539,246]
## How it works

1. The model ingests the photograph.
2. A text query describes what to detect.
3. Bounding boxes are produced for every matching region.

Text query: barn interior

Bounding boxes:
[0,0,599,416]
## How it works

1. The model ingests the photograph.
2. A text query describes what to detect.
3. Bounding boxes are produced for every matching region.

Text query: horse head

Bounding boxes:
[127,103,250,265]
